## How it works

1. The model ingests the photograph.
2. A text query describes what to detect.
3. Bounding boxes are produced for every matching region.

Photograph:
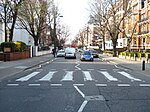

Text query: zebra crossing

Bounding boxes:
[6,70,150,87]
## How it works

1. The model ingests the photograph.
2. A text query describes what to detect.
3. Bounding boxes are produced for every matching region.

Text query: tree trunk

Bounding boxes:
[102,35,105,50]
[34,36,39,46]
[9,12,18,42]
[113,45,117,57]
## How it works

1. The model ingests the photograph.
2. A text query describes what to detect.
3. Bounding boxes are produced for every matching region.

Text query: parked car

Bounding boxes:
[65,47,76,59]
[80,50,94,61]
[89,49,99,58]
[56,50,65,57]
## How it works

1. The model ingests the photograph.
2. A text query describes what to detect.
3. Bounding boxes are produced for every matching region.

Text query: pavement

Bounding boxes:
[0,54,54,80]
[99,54,150,76]
[0,53,150,81]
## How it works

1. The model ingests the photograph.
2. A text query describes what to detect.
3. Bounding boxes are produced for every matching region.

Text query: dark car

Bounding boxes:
[80,51,94,61]
[89,49,99,58]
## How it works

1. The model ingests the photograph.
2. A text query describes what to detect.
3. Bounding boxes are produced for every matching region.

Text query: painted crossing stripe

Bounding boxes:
[61,71,73,81]
[82,71,93,81]
[39,71,57,81]
[99,71,118,81]
[118,71,142,81]
[16,72,40,82]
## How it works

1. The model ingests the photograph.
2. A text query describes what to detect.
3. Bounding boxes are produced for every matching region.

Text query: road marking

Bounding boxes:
[96,84,107,87]
[73,84,84,86]
[118,84,130,87]
[78,100,88,112]
[51,84,62,86]
[118,71,142,81]
[16,72,40,82]
[139,84,150,87]
[7,84,19,86]
[61,71,74,81]
[28,84,40,86]
[39,71,57,81]
[87,69,94,71]
[74,85,85,98]
[75,64,81,70]
[100,69,107,71]
[99,71,118,81]
[83,71,93,81]
[15,66,27,69]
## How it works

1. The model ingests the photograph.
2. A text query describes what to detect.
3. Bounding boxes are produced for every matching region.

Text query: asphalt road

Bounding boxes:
[0,53,150,112]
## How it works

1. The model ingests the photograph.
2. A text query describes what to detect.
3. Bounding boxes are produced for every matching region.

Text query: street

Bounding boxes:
[0,53,150,112]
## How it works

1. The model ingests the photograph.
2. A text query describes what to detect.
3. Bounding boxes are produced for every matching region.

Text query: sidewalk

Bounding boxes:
[99,54,150,75]
[0,54,54,80]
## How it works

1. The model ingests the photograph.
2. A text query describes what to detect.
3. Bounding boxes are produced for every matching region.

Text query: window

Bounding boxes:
[134,38,136,45]
[141,0,146,9]
[120,42,122,46]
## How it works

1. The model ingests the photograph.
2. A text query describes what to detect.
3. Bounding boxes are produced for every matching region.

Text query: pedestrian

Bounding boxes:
[52,48,56,57]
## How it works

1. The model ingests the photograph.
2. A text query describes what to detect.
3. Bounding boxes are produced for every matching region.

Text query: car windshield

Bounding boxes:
[83,51,91,55]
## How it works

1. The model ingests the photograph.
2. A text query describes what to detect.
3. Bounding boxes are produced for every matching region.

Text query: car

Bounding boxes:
[56,50,65,57]
[80,50,94,61]
[89,49,99,58]
[65,47,76,59]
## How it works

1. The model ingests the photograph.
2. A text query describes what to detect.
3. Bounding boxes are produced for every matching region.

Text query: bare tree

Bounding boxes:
[89,0,131,56]
[18,0,47,46]
[57,24,70,47]
[0,0,23,42]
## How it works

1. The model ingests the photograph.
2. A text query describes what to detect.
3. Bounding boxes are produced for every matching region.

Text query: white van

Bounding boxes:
[65,47,76,59]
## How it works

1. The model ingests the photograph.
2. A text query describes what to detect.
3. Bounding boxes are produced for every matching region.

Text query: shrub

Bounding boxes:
[14,41,26,52]
[1,42,16,52]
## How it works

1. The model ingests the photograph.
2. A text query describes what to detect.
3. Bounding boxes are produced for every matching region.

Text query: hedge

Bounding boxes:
[119,51,150,58]
[0,41,26,52]
[1,42,16,52]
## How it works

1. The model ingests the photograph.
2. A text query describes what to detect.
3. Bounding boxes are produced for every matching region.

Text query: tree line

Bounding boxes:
[0,0,70,47]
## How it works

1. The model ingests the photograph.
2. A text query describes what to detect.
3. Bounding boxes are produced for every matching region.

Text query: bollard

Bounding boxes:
[142,60,145,71]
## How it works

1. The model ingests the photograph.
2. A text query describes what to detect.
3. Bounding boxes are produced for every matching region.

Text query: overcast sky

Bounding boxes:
[55,0,90,41]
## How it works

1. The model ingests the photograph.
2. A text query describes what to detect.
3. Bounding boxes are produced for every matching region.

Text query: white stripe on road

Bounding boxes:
[74,85,85,98]
[118,71,142,81]
[39,71,57,81]
[28,84,40,86]
[61,71,73,81]
[118,84,130,87]
[7,84,19,86]
[51,84,62,86]
[83,71,93,81]
[99,71,118,81]
[78,100,88,112]
[73,84,84,86]
[95,84,107,87]
[16,72,40,82]
[139,84,150,87]
[75,64,81,70]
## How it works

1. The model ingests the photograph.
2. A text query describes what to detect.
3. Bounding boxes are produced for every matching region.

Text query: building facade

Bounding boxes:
[129,0,150,51]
